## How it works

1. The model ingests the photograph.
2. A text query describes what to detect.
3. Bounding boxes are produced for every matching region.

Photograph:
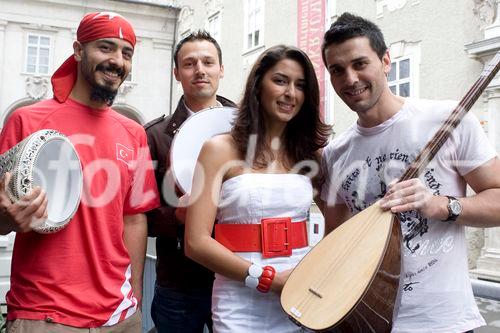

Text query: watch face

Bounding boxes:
[449,200,462,215]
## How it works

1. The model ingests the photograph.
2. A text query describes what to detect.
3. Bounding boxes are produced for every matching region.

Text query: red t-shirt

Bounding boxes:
[0,98,160,327]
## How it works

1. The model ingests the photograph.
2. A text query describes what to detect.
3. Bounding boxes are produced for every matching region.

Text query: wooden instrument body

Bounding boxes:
[334,214,401,333]
[281,202,401,332]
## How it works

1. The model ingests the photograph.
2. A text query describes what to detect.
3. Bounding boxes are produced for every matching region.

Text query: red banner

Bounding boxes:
[297,0,326,118]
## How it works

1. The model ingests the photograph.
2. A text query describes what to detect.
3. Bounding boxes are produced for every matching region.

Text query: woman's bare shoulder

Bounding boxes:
[200,133,239,162]
[203,133,237,153]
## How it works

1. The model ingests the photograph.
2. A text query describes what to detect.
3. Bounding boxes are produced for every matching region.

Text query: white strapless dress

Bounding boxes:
[212,173,312,333]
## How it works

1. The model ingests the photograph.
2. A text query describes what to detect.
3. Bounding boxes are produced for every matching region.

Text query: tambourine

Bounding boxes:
[0,129,83,233]
[171,106,238,193]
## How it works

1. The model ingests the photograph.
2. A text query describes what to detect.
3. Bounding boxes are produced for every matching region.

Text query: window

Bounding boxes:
[207,12,221,42]
[245,0,264,50]
[388,57,411,97]
[124,48,136,82]
[26,34,50,75]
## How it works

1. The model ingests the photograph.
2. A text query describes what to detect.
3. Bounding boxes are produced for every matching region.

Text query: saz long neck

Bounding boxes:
[399,52,500,182]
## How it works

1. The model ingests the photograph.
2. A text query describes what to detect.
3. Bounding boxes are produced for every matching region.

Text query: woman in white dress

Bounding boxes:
[185,45,331,332]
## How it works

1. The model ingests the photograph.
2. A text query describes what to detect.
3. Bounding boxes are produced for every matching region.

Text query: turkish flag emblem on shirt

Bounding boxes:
[116,143,134,166]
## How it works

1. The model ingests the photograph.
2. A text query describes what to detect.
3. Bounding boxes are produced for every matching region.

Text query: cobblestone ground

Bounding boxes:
[476,297,500,332]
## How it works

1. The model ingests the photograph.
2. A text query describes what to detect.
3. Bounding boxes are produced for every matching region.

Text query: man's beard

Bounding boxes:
[82,56,124,106]
[90,85,118,106]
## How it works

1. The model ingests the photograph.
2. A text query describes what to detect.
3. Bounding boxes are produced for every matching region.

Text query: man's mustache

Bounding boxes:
[96,64,125,78]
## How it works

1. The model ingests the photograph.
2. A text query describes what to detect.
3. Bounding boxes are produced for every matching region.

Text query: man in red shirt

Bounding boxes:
[0,12,159,333]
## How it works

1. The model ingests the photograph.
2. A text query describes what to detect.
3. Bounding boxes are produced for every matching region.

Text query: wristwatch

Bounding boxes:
[244,263,263,289]
[443,196,462,222]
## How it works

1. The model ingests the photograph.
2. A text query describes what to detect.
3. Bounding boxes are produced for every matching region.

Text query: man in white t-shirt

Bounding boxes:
[320,12,500,333]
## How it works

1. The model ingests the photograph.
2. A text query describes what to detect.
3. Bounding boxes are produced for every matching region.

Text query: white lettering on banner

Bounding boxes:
[297,0,326,117]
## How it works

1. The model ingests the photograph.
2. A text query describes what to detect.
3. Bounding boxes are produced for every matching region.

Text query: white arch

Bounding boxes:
[113,103,145,125]
[1,97,38,128]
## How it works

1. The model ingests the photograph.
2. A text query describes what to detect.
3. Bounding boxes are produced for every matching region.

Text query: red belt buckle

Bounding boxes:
[260,217,292,258]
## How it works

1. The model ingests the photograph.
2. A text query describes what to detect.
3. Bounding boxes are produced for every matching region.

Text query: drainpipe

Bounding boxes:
[169,12,179,115]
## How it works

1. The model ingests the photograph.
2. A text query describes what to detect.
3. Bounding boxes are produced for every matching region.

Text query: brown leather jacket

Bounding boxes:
[144,95,236,290]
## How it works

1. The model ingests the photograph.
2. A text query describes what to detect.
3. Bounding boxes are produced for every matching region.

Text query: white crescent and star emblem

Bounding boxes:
[116,143,134,166]
[93,12,125,20]
[119,149,128,158]
[92,12,127,39]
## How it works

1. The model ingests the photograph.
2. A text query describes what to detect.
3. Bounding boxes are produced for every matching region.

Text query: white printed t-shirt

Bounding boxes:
[321,98,494,333]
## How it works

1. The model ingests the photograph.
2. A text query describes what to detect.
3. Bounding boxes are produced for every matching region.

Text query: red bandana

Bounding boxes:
[51,12,136,103]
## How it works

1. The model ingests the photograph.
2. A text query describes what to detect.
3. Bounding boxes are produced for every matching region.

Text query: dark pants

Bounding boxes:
[151,283,212,333]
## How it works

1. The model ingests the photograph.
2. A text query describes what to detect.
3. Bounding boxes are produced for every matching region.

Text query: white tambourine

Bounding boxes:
[171,107,238,194]
[0,129,83,233]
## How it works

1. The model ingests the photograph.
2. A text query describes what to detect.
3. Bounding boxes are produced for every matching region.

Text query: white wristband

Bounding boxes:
[245,263,263,289]
[245,275,259,289]
[248,263,263,278]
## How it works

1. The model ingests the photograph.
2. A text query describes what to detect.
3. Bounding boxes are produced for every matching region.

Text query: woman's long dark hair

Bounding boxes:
[231,45,331,169]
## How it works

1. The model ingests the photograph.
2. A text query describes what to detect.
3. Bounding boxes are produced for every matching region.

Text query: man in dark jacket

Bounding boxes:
[144,30,236,333]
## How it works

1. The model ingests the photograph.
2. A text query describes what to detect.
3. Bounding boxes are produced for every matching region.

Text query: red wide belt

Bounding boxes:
[215,217,308,258]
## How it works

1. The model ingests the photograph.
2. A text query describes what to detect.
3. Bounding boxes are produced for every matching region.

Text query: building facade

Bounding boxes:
[171,0,299,107]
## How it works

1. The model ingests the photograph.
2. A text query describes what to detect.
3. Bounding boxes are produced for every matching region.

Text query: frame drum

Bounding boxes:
[0,129,83,233]
[171,107,237,194]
